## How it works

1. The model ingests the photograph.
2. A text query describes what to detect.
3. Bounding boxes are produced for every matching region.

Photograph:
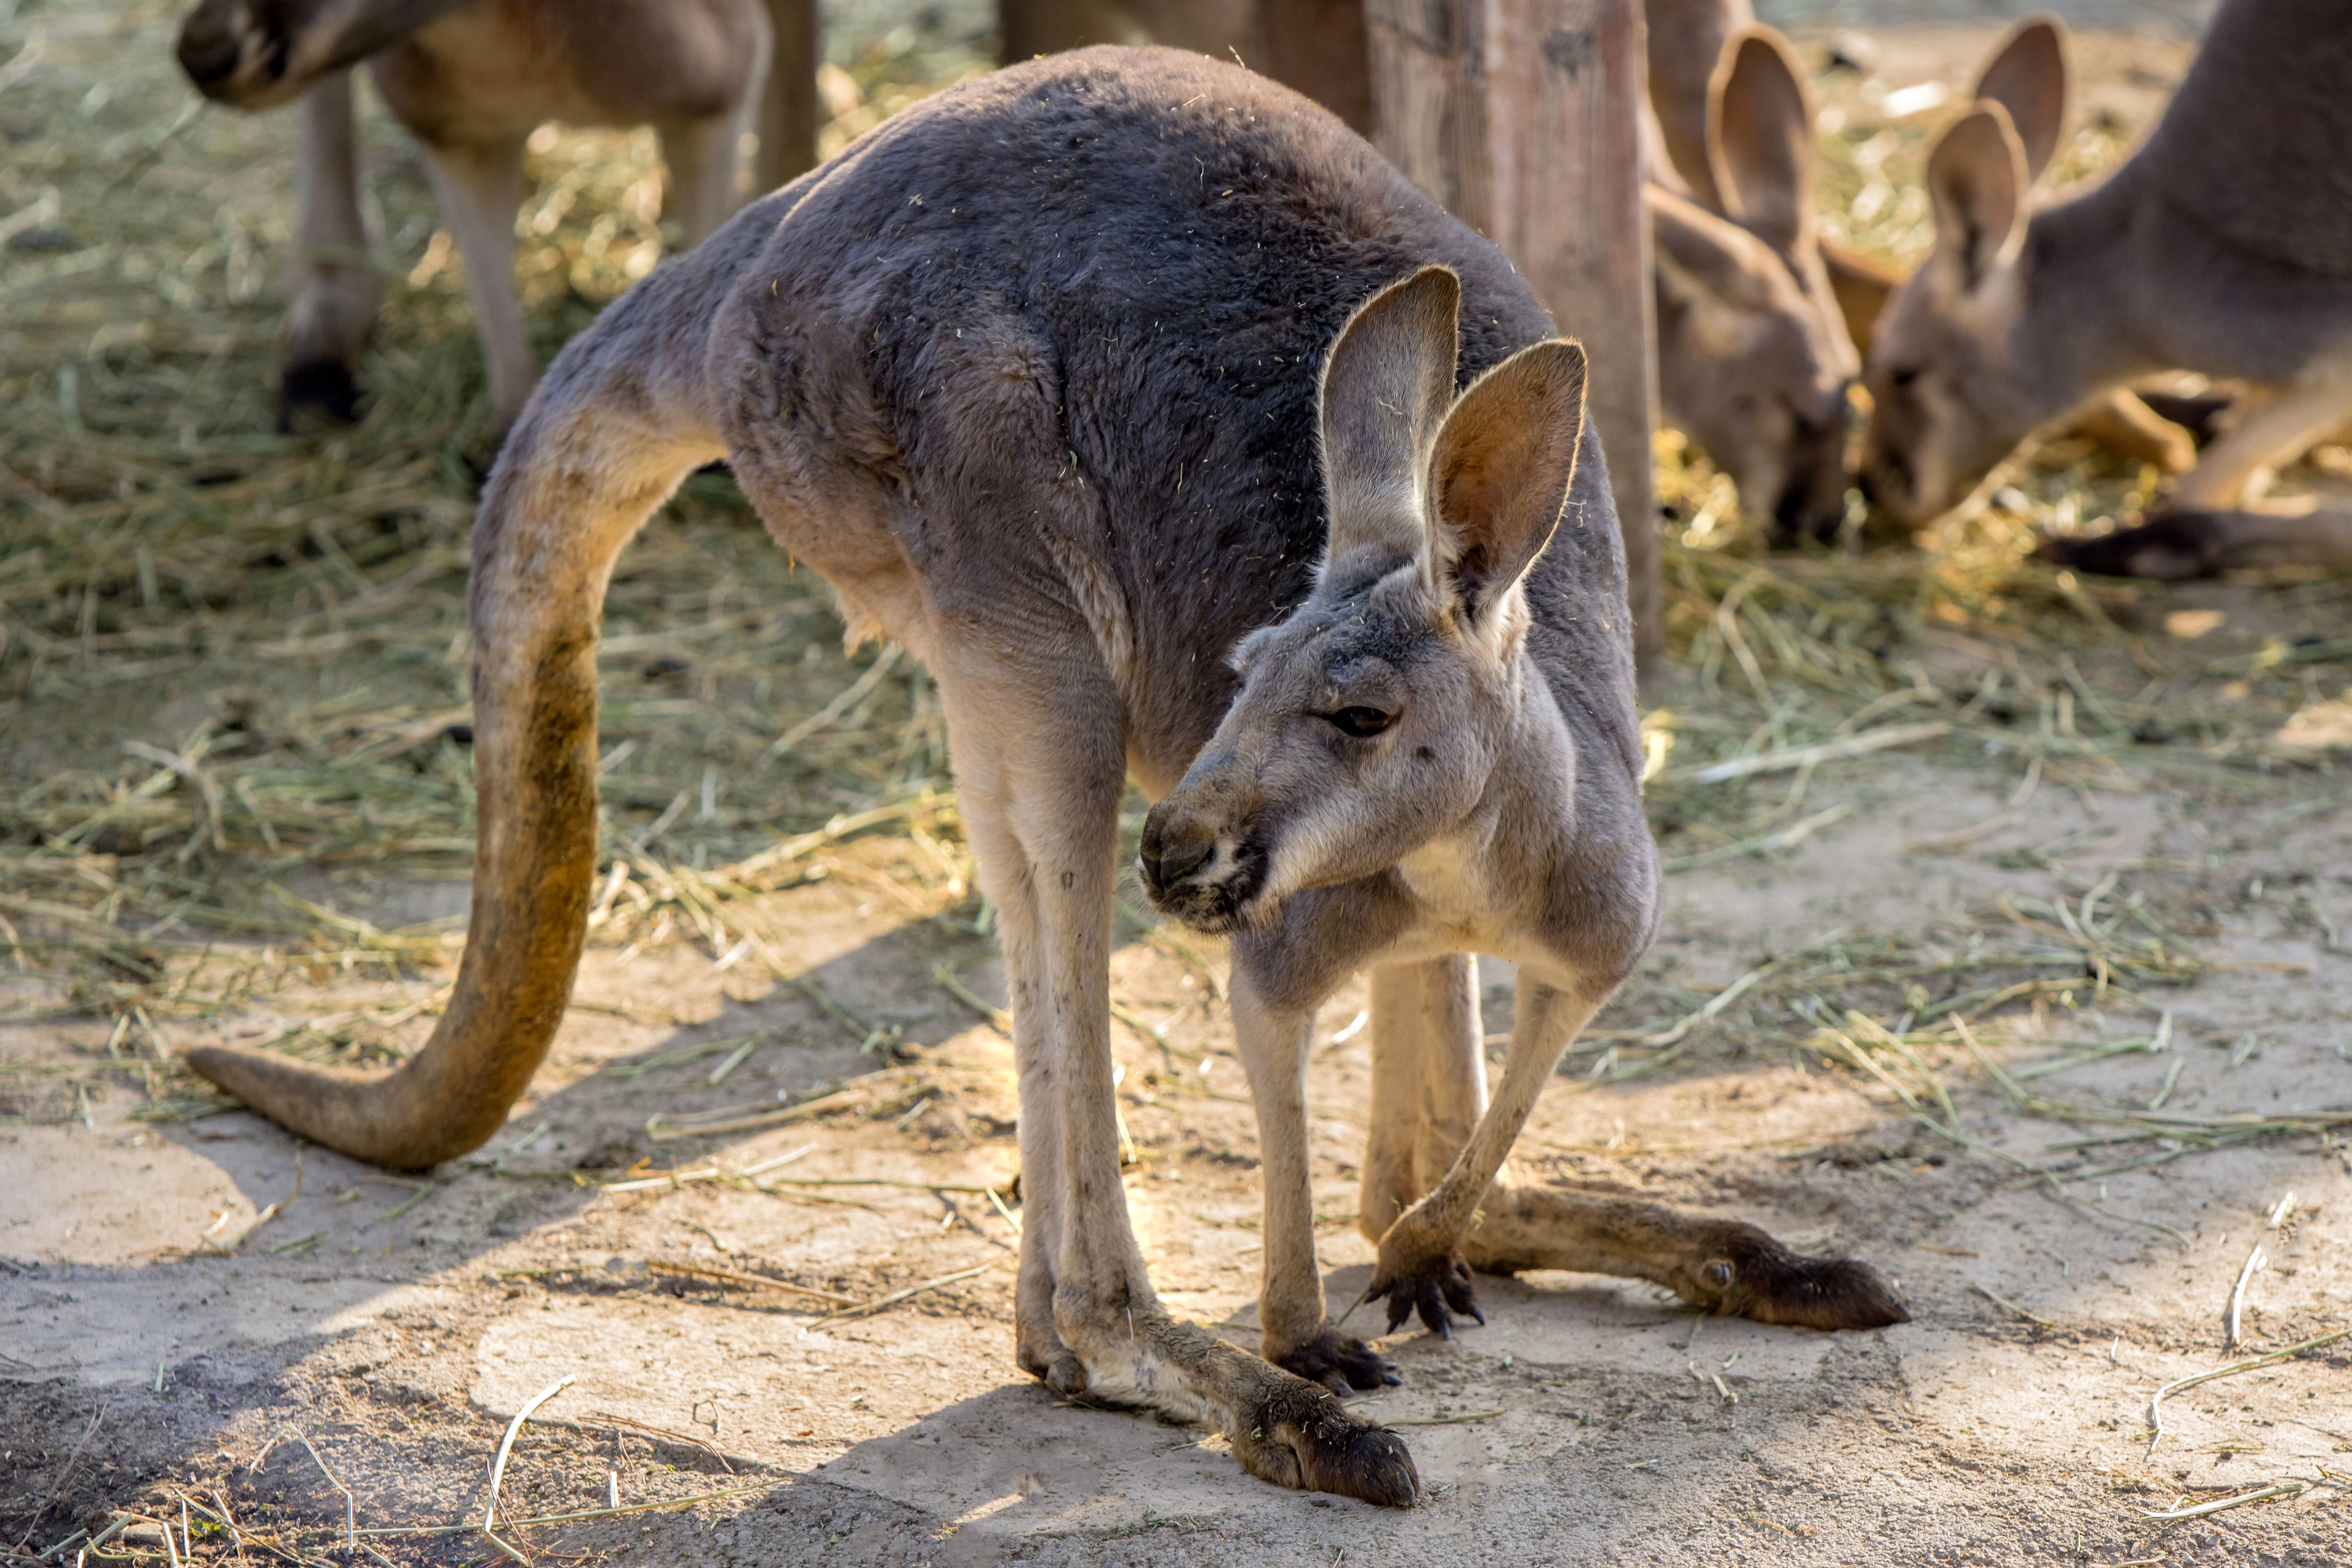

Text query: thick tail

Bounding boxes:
[185,241,744,1168]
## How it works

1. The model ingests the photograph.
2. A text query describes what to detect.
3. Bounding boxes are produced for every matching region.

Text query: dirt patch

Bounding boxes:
[5,4,2352,1566]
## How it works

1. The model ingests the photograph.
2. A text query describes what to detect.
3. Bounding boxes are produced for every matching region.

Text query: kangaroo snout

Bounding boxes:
[175,4,287,103]
[1138,797,1259,932]
[175,20,243,91]
[1139,828,1213,892]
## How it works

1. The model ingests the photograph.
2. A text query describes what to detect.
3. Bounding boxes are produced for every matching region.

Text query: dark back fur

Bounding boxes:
[711,48,1635,790]
[2141,0,2352,278]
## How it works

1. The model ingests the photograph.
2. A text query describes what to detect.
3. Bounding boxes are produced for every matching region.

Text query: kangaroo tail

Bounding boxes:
[184,230,755,1167]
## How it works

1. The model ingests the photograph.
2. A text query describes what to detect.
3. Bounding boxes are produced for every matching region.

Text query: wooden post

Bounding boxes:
[1363,0,1662,672]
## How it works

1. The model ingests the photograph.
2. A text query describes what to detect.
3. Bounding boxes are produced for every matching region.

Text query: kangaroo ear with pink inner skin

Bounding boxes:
[1927,103,2031,294]
[1973,13,2069,184]
[1426,340,1588,636]
[1317,266,1462,571]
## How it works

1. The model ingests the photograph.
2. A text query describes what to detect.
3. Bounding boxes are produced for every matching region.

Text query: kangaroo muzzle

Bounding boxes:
[1138,798,1263,933]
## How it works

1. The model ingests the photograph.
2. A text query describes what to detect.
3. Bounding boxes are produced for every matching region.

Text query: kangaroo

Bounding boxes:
[174,0,808,432]
[180,51,1904,1502]
[1645,20,1857,541]
[1007,0,1864,537]
[1822,17,2206,480]
[1860,0,2352,575]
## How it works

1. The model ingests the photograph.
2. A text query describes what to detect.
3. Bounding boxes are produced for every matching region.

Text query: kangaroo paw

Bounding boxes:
[1270,1328,1403,1394]
[1231,1379,1419,1506]
[1369,1249,1483,1339]
[1677,1222,1909,1330]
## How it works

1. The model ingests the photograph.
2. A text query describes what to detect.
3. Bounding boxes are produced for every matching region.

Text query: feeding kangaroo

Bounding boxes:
[174,0,811,432]
[1862,0,2352,577]
[1643,10,1858,540]
[183,51,1904,1503]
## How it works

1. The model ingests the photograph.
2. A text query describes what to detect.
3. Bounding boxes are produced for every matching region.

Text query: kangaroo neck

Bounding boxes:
[2016,174,2165,405]
[1397,653,1575,930]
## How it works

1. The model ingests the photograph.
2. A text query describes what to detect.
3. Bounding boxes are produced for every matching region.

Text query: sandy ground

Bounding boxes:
[6,8,2352,1568]
[7,591,2352,1564]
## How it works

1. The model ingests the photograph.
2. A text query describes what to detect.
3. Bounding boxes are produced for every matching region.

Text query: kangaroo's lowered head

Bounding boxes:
[1138,267,1587,934]
[1861,17,2074,526]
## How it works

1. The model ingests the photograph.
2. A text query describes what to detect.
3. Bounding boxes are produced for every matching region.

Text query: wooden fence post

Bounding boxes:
[1363,0,1662,673]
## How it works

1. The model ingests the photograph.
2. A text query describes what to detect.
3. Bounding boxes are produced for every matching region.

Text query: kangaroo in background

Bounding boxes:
[1644,16,1858,541]
[180,51,1904,1503]
[1860,0,2352,577]
[175,0,811,432]
[1821,16,2213,483]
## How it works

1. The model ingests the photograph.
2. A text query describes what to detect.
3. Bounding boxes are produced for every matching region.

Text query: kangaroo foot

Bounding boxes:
[2034,512,2223,580]
[1230,1374,1419,1505]
[1052,1309,1418,1505]
[278,358,362,430]
[1368,1244,1483,1338]
[1461,1180,1908,1332]
[1269,1328,1402,1395]
[1668,1221,1909,1330]
[1017,1330,1085,1394]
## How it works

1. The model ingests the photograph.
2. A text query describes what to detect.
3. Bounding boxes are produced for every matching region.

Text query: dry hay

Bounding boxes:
[3,5,2350,1172]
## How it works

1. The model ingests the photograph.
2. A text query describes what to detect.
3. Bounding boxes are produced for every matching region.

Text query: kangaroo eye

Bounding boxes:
[1325,706,1394,738]
[1889,365,1921,389]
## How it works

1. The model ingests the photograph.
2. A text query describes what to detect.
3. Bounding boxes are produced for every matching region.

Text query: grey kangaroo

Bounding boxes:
[175,0,809,432]
[184,51,1905,1503]
[1861,0,2352,577]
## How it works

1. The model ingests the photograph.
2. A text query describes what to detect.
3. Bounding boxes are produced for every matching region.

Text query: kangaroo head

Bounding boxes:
[176,0,448,108]
[1658,27,1856,542]
[1138,267,1587,934]
[1861,19,2070,526]
[1654,189,1854,544]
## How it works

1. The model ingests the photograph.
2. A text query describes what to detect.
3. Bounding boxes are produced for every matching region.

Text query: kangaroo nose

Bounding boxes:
[176,22,242,89]
[1142,835,1213,891]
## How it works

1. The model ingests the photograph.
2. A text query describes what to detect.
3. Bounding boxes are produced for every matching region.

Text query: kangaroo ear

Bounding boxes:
[1707,27,1815,256]
[1651,187,1779,314]
[1318,266,1461,568]
[1927,103,2029,295]
[1427,340,1587,639]
[1973,13,2068,183]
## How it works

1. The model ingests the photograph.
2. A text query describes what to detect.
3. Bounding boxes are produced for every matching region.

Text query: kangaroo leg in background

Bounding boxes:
[2063,389,2196,474]
[755,0,818,192]
[940,714,1074,1389]
[281,71,384,429]
[2168,376,2352,511]
[1232,969,1399,1394]
[416,134,535,434]
[661,5,771,246]
[660,111,756,250]
[185,252,731,1164]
